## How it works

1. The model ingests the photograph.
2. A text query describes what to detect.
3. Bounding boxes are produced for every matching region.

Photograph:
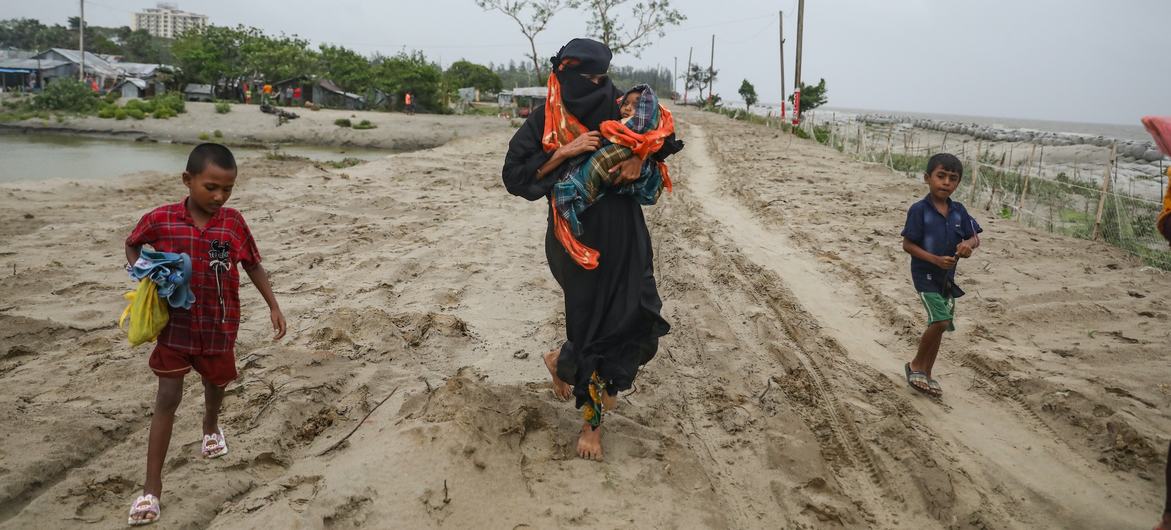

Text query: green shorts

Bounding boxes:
[918,292,956,331]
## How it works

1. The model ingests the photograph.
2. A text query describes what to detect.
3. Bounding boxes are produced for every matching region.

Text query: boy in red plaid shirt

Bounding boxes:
[125,143,286,525]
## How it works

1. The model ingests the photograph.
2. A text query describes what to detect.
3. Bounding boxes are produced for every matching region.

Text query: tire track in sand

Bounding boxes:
[679,117,1155,529]
[677,122,901,526]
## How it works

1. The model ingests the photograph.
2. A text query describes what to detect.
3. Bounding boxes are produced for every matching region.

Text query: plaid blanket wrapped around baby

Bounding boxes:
[553,84,674,236]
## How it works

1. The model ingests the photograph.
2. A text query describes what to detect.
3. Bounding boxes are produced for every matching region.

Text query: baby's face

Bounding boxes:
[620,93,640,119]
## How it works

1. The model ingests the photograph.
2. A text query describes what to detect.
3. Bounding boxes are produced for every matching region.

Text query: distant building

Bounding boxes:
[115,78,148,99]
[313,80,365,110]
[33,48,122,89]
[183,83,214,102]
[132,3,207,39]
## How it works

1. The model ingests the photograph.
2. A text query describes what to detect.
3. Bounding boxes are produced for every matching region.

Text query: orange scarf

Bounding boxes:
[542,72,675,270]
[599,106,675,193]
[543,71,602,269]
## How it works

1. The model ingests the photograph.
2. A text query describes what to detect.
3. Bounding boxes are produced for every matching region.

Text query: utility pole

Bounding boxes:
[673,56,678,100]
[683,46,693,105]
[792,0,805,126]
[78,0,86,83]
[779,10,785,119]
[707,34,715,106]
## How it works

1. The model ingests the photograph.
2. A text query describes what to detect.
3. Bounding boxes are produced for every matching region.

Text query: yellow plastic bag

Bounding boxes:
[119,279,169,346]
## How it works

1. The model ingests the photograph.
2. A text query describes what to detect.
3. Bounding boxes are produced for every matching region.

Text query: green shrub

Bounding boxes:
[126,108,146,120]
[215,101,231,114]
[103,91,120,104]
[813,126,831,144]
[154,92,185,113]
[198,132,210,140]
[352,119,376,130]
[115,109,128,120]
[213,129,223,138]
[34,80,100,113]
[138,92,186,117]
[793,127,810,140]
[98,107,116,119]
[334,118,352,127]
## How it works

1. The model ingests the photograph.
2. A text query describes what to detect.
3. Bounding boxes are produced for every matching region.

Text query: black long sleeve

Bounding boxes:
[502,107,557,201]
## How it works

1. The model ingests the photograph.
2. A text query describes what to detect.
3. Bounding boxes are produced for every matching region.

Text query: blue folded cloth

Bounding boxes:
[129,249,195,310]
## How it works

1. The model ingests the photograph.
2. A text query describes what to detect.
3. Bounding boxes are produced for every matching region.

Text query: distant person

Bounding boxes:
[901,153,982,398]
[124,144,287,525]
[1141,115,1171,530]
[404,91,415,115]
[293,86,302,105]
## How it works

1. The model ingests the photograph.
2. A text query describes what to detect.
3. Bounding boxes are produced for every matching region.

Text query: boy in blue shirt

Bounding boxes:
[900,153,982,398]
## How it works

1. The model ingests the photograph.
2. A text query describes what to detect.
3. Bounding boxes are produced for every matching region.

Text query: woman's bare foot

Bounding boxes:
[601,391,618,411]
[577,423,603,461]
[543,350,572,400]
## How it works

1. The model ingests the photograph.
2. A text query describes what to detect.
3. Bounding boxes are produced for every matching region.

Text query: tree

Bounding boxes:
[788,78,828,117]
[318,44,372,93]
[445,60,502,93]
[117,27,169,63]
[684,63,716,104]
[371,51,446,112]
[475,0,568,79]
[0,18,72,49]
[239,30,317,82]
[738,79,757,113]
[171,26,247,84]
[577,0,685,57]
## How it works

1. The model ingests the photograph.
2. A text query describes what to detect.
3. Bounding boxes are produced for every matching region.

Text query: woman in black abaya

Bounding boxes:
[501,38,677,460]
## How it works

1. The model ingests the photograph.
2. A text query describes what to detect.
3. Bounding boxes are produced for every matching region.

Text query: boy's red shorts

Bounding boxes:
[149,344,238,387]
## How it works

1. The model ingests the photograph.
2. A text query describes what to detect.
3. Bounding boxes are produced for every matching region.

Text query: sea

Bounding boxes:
[747,104,1153,144]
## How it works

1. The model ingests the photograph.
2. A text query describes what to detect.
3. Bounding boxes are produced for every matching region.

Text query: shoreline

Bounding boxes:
[0,101,515,152]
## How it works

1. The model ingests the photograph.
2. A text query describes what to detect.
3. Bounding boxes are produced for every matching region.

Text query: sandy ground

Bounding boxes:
[0,107,1167,529]
[0,101,514,151]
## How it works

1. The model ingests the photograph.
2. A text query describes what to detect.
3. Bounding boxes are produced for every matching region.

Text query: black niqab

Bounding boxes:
[551,38,620,131]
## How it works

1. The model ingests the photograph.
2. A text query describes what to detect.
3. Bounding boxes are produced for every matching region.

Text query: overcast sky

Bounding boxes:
[10,0,1170,125]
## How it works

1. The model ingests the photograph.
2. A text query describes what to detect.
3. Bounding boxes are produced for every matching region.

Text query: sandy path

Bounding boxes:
[682,120,1158,528]
[0,108,1166,529]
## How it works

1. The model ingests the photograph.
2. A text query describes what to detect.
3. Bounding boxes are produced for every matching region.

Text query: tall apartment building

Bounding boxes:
[131,3,208,39]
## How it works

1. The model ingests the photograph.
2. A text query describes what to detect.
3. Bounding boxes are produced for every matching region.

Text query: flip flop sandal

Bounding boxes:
[127,494,160,526]
[904,363,933,396]
[202,428,228,459]
[928,378,943,397]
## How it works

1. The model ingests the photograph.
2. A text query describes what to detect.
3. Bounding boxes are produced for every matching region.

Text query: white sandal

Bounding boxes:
[127,494,160,526]
[202,428,228,459]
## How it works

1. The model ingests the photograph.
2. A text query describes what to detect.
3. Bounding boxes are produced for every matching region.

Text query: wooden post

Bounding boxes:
[707,34,715,106]
[1016,144,1036,219]
[968,140,981,203]
[885,128,894,169]
[855,123,863,156]
[79,0,86,82]
[778,10,785,119]
[792,0,805,125]
[1091,143,1117,240]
